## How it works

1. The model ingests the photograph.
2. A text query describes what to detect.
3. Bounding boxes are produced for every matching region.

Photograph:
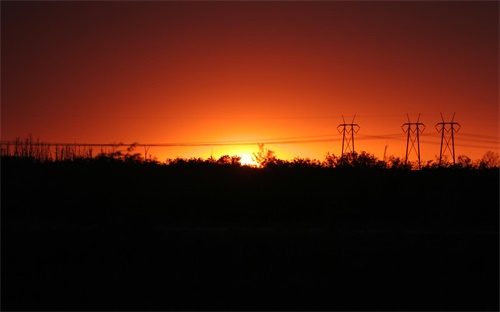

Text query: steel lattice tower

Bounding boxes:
[435,112,461,165]
[402,113,425,169]
[337,115,360,157]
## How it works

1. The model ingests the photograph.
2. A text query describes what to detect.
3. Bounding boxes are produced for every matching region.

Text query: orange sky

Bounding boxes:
[2,1,499,163]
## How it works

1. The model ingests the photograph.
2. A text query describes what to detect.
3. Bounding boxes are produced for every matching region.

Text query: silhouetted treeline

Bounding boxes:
[3,154,498,228]
[1,153,498,311]
[2,137,500,169]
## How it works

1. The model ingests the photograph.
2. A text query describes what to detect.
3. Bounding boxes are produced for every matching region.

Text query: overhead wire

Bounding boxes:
[1,131,497,148]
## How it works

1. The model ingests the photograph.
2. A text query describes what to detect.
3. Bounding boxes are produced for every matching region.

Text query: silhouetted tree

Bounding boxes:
[165,157,188,165]
[230,155,242,166]
[351,151,385,169]
[252,144,278,168]
[455,155,474,169]
[290,157,322,168]
[217,155,232,165]
[386,155,412,170]
[323,152,338,168]
[217,155,242,166]
[479,151,500,169]
[335,152,358,168]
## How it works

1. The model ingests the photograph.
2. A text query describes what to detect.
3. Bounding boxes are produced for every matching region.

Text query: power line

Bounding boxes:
[0,137,343,148]
[3,131,498,149]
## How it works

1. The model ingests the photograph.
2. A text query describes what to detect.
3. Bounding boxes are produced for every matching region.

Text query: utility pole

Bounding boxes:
[402,113,425,169]
[435,112,461,165]
[337,115,360,157]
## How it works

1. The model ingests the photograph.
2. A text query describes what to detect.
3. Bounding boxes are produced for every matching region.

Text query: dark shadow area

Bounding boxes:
[1,156,499,311]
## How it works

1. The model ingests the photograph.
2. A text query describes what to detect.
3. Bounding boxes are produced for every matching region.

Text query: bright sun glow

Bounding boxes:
[239,153,259,167]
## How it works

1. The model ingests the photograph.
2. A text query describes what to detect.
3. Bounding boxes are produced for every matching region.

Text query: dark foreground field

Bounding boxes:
[2,157,499,311]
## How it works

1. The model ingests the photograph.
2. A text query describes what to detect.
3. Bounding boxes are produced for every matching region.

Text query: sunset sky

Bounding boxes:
[2,1,499,163]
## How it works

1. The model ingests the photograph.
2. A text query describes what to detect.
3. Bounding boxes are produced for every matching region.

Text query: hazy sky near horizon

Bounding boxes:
[2,0,499,162]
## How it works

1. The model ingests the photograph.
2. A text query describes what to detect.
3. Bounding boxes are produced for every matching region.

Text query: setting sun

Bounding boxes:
[239,153,259,167]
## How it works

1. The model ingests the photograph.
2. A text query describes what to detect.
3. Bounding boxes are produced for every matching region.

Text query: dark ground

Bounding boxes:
[1,158,499,311]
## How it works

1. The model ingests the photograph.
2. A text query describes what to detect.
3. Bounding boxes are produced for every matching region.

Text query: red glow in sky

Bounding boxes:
[2,1,498,162]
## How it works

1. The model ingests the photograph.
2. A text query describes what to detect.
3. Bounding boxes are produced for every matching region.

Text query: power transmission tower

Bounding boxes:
[337,115,360,157]
[401,113,425,169]
[435,112,461,165]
